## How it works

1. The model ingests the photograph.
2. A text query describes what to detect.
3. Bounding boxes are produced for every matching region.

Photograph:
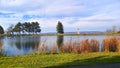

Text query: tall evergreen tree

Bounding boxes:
[24,22,31,34]
[12,21,41,34]
[31,22,36,34]
[56,21,64,34]
[0,25,4,34]
[14,22,22,34]
[34,22,41,34]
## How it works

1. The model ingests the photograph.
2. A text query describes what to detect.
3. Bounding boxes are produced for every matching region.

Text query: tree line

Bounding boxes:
[1,21,120,35]
[0,21,64,34]
[7,22,41,34]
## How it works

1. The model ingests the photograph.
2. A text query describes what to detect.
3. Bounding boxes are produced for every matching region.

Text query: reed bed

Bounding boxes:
[37,36,120,54]
[60,39,99,53]
[117,38,120,52]
[50,45,58,54]
[0,40,3,55]
[80,39,91,53]
[102,37,118,52]
[90,39,99,52]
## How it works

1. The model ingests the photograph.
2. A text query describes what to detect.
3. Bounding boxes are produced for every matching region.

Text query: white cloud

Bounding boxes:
[0,0,120,32]
[0,0,25,7]
[26,13,120,32]
[80,14,117,21]
[0,14,120,32]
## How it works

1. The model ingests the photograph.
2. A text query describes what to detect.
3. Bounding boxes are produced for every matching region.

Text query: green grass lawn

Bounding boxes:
[1,52,120,68]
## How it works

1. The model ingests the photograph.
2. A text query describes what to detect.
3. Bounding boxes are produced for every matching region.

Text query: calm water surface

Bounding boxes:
[0,36,119,56]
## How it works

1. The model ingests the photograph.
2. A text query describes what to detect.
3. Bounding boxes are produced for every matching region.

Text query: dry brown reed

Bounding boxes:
[60,45,81,53]
[53,39,99,54]
[37,43,40,54]
[60,43,73,53]
[90,39,99,52]
[80,39,91,53]
[37,36,120,54]
[50,45,58,54]
[117,38,120,52]
[102,37,117,52]
[0,40,3,53]
[37,41,47,54]
[59,39,81,53]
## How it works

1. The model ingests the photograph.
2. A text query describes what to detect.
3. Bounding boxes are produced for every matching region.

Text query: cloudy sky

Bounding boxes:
[0,0,120,33]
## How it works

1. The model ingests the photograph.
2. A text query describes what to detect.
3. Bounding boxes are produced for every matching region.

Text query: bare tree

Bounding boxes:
[7,24,14,34]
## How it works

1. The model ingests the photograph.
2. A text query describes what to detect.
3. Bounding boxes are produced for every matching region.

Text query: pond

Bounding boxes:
[0,36,119,56]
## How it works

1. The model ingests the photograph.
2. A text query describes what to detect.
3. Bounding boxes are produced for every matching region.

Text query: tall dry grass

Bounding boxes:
[59,39,81,53]
[80,39,99,53]
[80,39,91,53]
[60,44,81,53]
[102,37,117,52]
[90,39,99,52]
[37,36,120,54]
[50,45,58,54]
[0,40,3,55]
[117,38,120,52]
[37,41,48,54]
[59,39,99,53]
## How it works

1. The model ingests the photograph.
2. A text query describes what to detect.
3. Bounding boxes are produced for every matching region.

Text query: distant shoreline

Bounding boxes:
[0,33,120,37]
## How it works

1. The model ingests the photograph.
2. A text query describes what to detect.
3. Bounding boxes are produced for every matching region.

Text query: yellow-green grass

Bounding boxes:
[1,52,120,68]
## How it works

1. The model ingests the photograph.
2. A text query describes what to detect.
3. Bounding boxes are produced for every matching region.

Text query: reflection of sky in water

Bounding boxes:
[1,36,40,56]
[0,36,120,56]
[2,45,35,56]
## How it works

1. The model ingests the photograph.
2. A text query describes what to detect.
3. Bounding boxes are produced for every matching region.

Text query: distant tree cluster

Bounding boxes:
[7,22,41,34]
[106,25,120,34]
[0,25,4,34]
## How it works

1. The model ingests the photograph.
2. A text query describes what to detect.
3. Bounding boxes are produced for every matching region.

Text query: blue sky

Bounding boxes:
[0,0,120,33]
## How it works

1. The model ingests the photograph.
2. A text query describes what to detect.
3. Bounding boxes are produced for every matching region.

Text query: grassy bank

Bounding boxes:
[1,52,120,68]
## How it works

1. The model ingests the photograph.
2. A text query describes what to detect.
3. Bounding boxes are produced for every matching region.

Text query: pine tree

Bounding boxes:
[56,21,64,34]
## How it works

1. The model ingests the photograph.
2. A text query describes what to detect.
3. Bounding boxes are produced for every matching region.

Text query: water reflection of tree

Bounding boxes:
[15,36,40,51]
[57,36,64,48]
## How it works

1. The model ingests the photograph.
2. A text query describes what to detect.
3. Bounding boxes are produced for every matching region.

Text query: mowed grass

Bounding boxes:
[1,52,120,68]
